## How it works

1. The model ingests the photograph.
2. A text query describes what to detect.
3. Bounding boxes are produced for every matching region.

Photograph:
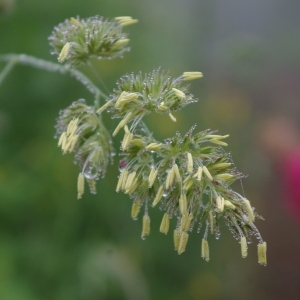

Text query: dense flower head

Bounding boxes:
[97,69,200,134]
[116,125,266,263]
[49,15,134,66]
[55,99,114,197]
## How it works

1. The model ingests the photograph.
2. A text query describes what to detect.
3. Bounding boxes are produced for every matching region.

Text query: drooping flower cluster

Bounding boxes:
[49,15,137,66]
[114,124,266,265]
[55,99,114,198]
[97,69,202,135]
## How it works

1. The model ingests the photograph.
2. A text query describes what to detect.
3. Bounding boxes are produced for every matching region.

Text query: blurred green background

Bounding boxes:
[1,0,300,299]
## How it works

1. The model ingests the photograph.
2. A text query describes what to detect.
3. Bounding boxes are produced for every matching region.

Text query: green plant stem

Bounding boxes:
[0,54,107,103]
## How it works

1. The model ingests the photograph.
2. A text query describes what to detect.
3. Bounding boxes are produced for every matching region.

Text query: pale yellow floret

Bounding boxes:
[209,212,214,234]
[97,100,113,113]
[182,71,203,81]
[206,134,229,140]
[172,88,186,99]
[210,139,228,147]
[201,239,210,262]
[159,213,170,235]
[146,143,162,151]
[257,242,267,266]
[179,194,187,214]
[118,93,138,109]
[112,112,133,136]
[173,164,181,182]
[178,232,189,255]
[129,138,144,148]
[169,112,177,122]
[131,200,141,219]
[120,169,129,190]
[152,185,164,207]
[116,170,127,192]
[112,38,130,49]
[58,42,71,63]
[203,166,213,181]
[174,229,181,251]
[244,199,254,224]
[77,172,85,199]
[115,91,127,108]
[63,134,78,154]
[187,152,193,174]
[224,200,236,210]
[141,215,150,238]
[66,118,79,136]
[158,101,168,111]
[241,236,248,258]
[148,168,158,188]
[216,197,224,212]
[70,17,82,27]
[122,131,133,150]
[215,173,234,180]
[211,163,231,170]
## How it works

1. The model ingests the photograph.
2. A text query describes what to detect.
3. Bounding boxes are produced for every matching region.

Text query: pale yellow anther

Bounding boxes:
[183,175,193,190]
[165,168,175,189]
[120,169,129,190]
[216,197,225,212]
[209,212,214,234]
[205,134,229,140]
[178,231,189,255]
[159,213,170,235]
[168,112,177,122]
[182,71,203,81]
[187,152,193,173]
[172,88,186,99]
[127,178,139,195]
[124,171,136,191]
[87,178,97,194]
[211,163,231,170]
[115,91,127,108]
[174,229,181,251]
[141,215,150,238]
[118,93,138,109]
[66,118,79,136]
[215,173,234,180]
[257,242,267,266]
[148,168,158,188]
[115,16,138,26]
[122,132,133,151]
[116,170,126,192]
[146,143,162,151]
[158,101,168,111]
[180,213,193,232]
[193,166,203,181]
[224,200,236,210]
[179,194,188,214]
[131,200,141,219]
[210,139,228,147]
[58,132,67,147]
[97,100,113,113]
[67,134,79,153]
[201,239,210,262]
[77,172,85,199]
[173,164,181,182]
[112,112,132,136]
[112,38,130,49]
[129,138,144,148]
[152,185,164,207]
[203,166,213,181]
[241,236,248,258]
[58,42,71,63]
[244,199,254,225]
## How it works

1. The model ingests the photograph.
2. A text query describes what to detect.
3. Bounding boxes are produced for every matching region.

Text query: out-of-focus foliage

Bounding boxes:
[1,0,300,299]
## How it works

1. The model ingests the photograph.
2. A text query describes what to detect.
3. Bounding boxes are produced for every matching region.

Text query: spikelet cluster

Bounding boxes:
[55,99,114,197]
[49,15,135,66]
[115,124,266,264]
[97,69,201,134]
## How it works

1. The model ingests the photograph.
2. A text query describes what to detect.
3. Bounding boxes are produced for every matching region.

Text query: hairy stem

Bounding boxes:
[0,54,107,103]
